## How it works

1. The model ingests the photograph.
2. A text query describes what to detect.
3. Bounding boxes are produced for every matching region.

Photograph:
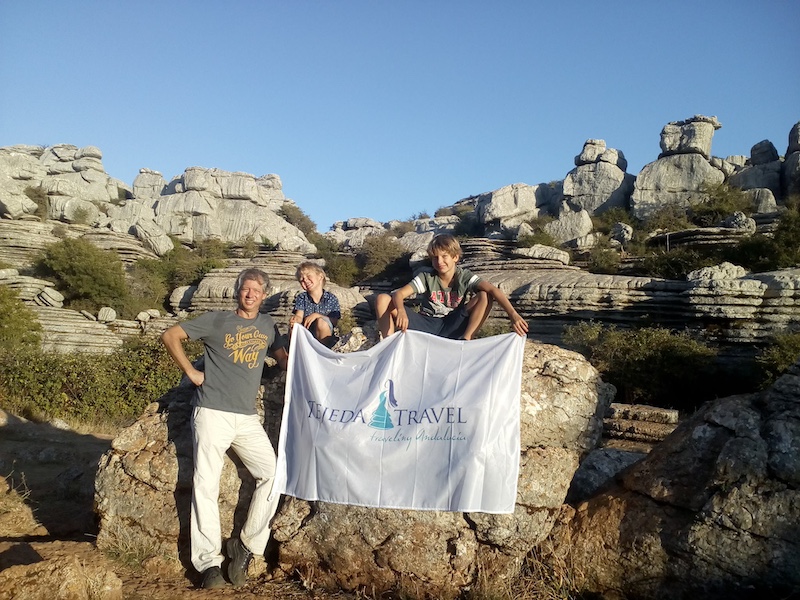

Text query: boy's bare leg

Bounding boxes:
[312,319,332,341]
[462,292,492,340]
[374,293,397,339]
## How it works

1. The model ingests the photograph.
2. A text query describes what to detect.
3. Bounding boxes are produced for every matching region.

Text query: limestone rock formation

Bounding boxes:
[0,144,130,220]
[783,121,800,198]
[563,139,635,215]
[659,115,722,159]
[548,358,800,599]
[631,153,725,220]
[94,340,614,599]
[475,183,559,230]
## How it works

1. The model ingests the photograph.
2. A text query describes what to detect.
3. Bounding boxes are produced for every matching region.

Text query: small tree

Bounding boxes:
[36,238,130,314]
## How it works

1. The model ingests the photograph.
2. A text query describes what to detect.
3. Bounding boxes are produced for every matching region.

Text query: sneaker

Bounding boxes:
[200,565,226,589]
[226,537,253,587]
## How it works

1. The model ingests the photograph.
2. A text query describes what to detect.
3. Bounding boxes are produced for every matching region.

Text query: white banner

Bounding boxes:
[274,326,525,513]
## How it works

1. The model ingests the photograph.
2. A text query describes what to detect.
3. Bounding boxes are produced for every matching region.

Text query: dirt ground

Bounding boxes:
[0,412,359,599]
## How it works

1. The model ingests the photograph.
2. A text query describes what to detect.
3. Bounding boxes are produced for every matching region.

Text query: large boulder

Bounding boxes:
[562,139,634,215]
[659,115,722,159]
[547,359,800,599]
[94,339,614,598]
[475,183,560,228]
[630,153,725,220]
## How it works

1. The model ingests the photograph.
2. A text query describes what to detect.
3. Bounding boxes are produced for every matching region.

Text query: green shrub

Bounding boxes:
[587,247,622,274]
[637,248,717,280]
[71,206,91,225]
[35,238,130,314]
[638,204,693,234]
[0,286,41,352]
[517,215,556,248]
[453,211,484,237]
[325,254,360,287]
[278,204,317,236]
[689,182,752,227]
[357,234,409,281]
[390,220,415,237]
[563,322,718,411]
[591,207,634,235]
[0,336,202,425]
[757,332,800,386]
[24,186,49,219]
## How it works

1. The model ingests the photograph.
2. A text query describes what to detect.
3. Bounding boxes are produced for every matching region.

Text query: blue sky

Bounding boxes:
[2,1,798,231]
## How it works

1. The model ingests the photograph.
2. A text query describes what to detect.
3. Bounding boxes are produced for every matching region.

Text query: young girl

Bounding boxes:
[290,261,341,348]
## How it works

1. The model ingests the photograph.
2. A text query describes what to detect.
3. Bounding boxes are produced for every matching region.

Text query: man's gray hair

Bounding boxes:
[234,268,270,295]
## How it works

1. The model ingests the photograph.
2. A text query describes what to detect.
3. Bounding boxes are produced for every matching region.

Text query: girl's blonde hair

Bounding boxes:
[295,261,327,282]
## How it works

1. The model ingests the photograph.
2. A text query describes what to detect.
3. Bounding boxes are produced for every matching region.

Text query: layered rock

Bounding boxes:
[549,358,800,599]
[475,183,559,229]
[30,306,124,354]
[94,340,614,598]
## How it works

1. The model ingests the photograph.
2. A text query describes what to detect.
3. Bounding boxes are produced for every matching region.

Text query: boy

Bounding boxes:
[289,261,341,348]
[161,268,288,589]
[375,234,528,340]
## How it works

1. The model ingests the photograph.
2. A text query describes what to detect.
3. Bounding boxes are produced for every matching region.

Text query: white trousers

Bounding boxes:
[190,406,280,573]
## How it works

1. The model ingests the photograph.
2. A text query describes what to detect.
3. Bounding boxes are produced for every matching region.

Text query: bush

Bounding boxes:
[357,234,409,281]
[390,220,415,237]
[24,186,49,219]
[563,322,718,411]
[689,182,752,227]
[591,207,634,235]
[325,254,360,287]
[279,203,317,236]
[757,332,800,386]
[0,287,41,352]
[587,247,622,274]
[35,238,130,314]
[0,336,202,425]
[637,247,717,280]
[638,204,693,234]
[517,215,556,248]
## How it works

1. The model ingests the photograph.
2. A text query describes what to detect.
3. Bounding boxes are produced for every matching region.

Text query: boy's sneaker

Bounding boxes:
[226,537,253,587]
[200,565,226,589]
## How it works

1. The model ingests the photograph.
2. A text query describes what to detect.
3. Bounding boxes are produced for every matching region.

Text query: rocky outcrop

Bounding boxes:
[563,139,635,215]
[0,144,130,221]
[458,247,800,346]
[475,183,559,229]
[548,358,800,599]
[783,121,800,198]
[0,268,63,308]
[0,146,316,256]
[94,339,614,598]
[30,306,125,354]
[728,140,783,198]
[631,153,725,220]
[659,115,722,159]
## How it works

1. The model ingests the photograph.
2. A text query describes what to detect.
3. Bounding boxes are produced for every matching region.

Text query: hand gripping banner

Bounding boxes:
[274,326,525,513]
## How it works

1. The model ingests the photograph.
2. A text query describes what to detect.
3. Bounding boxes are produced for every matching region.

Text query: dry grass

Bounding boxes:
[0,471,42,536]
[100,520,163,568]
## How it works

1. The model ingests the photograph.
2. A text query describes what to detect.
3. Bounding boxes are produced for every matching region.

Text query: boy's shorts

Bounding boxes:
[404,306,469,339]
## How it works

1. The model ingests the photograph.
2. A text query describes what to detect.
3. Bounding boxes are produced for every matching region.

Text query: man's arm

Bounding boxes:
[476,280,529,336]
[272,346,289,371]
[161,324,205,386]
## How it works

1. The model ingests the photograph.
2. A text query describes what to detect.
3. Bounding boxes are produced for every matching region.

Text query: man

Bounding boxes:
[161,268,288,589]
